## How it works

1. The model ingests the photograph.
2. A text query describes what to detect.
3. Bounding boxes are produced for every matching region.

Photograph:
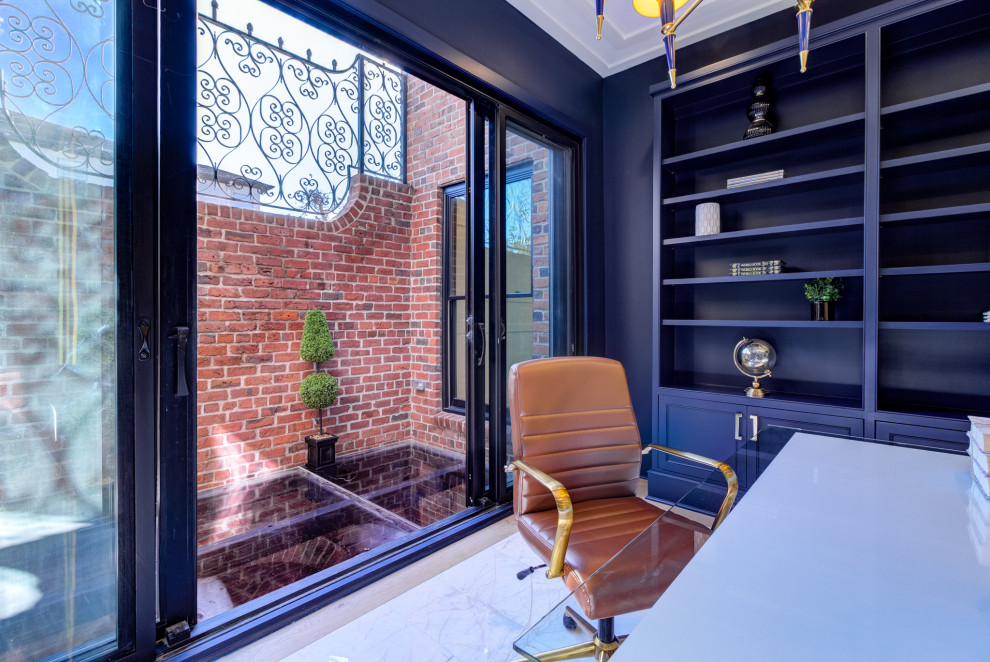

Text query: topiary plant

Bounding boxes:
[300,309,335,363]
[300,372,339,411]
[298,309,338,436]
[804,277,844,302]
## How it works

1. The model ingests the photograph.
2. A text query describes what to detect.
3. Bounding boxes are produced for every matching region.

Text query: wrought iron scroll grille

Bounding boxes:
[0,0,115,179]
[197,14,405,218]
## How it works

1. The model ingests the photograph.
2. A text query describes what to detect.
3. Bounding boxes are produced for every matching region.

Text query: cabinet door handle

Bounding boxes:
[750,414,759,441]
[734,413,743,441]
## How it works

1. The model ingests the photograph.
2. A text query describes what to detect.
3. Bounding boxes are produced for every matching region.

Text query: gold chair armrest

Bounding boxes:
[505,459,573,579]
[642,444,738,531]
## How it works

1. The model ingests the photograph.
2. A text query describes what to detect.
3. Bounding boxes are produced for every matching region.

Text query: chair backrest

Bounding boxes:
[508,356,642,516]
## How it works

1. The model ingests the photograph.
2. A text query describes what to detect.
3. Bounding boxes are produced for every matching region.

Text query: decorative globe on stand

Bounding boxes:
[733,337,777,398]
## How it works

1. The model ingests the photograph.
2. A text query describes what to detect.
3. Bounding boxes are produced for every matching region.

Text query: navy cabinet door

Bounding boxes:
[747,406,865,439]
[876,421,968,453]
[649,397,743,504]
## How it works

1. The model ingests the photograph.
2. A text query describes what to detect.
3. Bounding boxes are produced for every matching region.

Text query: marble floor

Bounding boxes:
[220,524,648,661]
[287,533,581,661]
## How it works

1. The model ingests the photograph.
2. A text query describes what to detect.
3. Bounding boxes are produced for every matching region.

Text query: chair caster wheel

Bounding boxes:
[563,613,577,630]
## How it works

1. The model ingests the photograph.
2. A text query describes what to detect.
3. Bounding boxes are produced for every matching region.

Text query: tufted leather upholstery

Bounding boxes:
[509,356,708,620]
[510,356,642,516]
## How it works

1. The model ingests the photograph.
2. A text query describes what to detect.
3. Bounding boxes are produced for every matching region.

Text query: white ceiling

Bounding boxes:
[506,0,794,77]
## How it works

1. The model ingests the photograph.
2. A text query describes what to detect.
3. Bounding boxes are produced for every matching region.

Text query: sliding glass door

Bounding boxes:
[0,0,150,659]
[443,109,580,501]
[490,114,580,491]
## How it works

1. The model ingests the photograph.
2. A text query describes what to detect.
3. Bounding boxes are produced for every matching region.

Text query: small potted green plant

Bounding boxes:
[299,309,340,474]
[804,277,844,321]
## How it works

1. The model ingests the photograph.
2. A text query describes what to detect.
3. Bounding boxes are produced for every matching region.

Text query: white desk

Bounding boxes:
[612,432,990,661]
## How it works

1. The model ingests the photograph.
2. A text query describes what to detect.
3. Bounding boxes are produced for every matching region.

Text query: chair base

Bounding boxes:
[511,611,626,662]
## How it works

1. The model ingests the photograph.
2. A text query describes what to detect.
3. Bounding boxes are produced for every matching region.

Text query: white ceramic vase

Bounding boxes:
[695,202,720,236]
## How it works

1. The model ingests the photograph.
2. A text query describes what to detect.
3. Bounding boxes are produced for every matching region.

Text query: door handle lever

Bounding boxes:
[168,326,190,397]
[138,317,152,361]
[465,316,485,367]
[734,413,742,441]
[475,321,486,366]
[750,414,759,441]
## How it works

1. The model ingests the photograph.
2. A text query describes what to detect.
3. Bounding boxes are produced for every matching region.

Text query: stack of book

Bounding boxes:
[727,170,785,189]
[968,480,990,565]
[730,260,784,276]
[969,415,990,499]
[983,311,989,323]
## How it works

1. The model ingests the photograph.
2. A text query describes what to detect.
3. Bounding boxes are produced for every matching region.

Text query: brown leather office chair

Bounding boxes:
[506,356,737,661]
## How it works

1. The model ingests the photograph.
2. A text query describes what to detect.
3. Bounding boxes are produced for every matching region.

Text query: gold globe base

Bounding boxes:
[745,378,767,398]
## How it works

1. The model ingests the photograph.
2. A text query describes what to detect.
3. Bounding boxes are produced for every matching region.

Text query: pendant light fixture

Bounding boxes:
[796,0,814,72]
[596,1,815,89]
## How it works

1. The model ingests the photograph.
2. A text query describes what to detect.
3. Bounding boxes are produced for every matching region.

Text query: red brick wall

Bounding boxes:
[406,78,468,454]
[196,175,416,490]
[197,77,473,491]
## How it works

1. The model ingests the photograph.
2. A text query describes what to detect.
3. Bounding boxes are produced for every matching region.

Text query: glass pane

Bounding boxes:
[504,122,575,465]
[194,0,470,621]
[450,197,467,297]
[452,298,466,402]
[0,1,119,659]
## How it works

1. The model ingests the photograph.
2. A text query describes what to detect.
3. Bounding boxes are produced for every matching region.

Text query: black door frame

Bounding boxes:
[465,99,495,507]
[124,0,164,657]
[487,108,584,506]
[147,0,585,658]
[156,0,200,644]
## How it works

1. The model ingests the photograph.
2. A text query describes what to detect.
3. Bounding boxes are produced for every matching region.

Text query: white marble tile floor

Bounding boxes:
[282,533,576,662]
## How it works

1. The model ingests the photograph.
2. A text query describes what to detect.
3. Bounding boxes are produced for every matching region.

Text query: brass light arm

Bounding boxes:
[641,444,738,530]
[505,460,574,579]
[661,0,705,35]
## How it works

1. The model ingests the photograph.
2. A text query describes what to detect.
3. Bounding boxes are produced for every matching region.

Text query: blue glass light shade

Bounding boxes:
[797,2,813,72]
[661,0,677,87]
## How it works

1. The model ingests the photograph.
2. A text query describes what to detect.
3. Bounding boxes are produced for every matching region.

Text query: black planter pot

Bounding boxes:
[305,433,339,476]
[811,301,834,321]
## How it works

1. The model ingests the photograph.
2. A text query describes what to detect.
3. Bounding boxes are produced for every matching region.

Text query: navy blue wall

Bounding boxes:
[603,1,891,444]
[335,0,607,355]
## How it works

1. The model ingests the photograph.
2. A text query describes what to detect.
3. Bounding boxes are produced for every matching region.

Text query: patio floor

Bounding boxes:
[196,442,466,621]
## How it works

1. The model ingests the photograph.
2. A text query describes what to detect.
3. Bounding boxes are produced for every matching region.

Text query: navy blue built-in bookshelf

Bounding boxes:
[647,0,990,503]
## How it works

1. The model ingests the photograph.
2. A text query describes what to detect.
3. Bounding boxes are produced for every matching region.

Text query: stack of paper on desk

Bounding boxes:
[968,416,990,500]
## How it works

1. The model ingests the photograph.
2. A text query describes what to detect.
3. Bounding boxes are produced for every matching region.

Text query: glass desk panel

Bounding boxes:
[511,427,798,661]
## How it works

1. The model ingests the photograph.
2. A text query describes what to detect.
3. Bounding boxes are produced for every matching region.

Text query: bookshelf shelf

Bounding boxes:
[663,113,865,171]
[663,217,863,247]
[879,203,990,225]
[663,269,863,286]
[878,322,990,331]
[879,263,990,277]
[880,81,990,116]
[662,319,864,328]
[880,142,990,175]
[662,165,864,209]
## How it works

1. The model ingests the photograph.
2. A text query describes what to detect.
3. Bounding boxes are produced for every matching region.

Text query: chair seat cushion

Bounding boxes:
[517,497,710,620]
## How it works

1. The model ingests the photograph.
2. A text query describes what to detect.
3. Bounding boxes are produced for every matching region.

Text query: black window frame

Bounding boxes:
[441,162,534,412]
